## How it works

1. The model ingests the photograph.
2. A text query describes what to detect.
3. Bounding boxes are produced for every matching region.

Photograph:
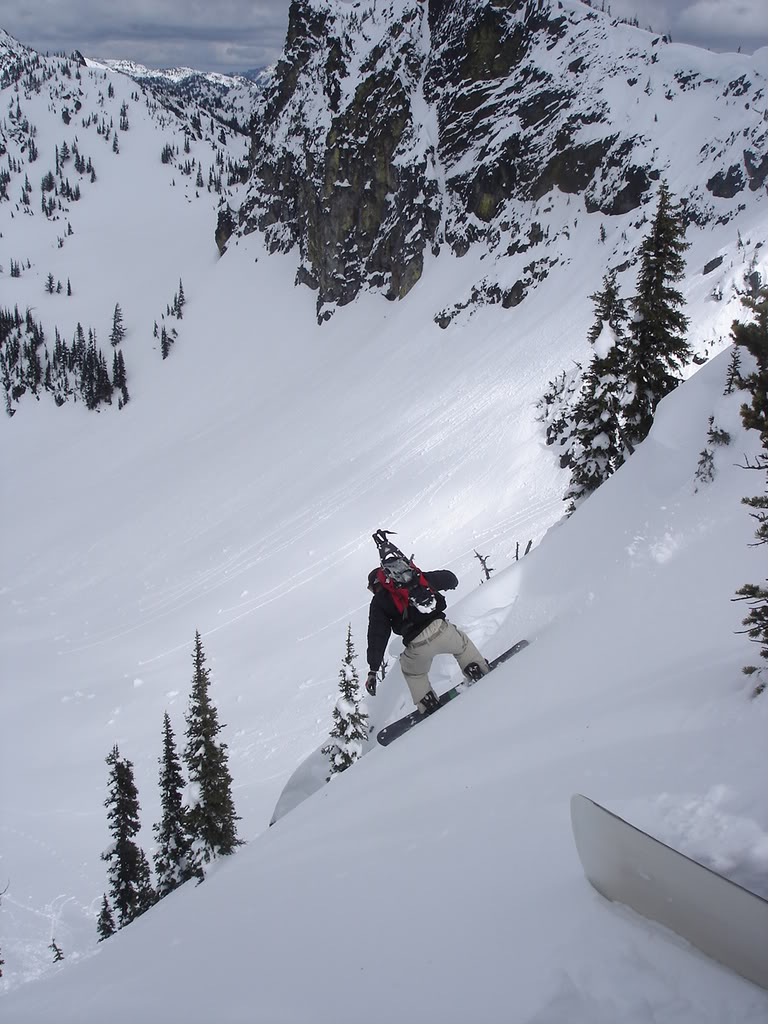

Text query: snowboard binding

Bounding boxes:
[464,662,484,685]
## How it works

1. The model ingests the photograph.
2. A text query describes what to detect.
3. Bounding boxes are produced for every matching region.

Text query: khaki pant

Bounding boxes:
[400,619,489,711]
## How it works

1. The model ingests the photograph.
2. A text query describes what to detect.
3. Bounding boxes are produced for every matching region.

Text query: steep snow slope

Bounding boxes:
[3,334,767,1022]
[1,20,767,1017]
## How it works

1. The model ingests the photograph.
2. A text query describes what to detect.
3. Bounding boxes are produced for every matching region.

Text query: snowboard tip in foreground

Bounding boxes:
[571,793,768,991]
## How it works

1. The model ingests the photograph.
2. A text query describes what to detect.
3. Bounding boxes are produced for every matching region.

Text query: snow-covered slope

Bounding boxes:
[3,324,768,1021]
[1,12,768,1022]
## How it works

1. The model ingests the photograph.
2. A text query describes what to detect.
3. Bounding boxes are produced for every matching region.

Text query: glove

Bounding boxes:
[365,671,378,696]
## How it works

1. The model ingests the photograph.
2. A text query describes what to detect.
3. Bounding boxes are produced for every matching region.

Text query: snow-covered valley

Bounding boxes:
[1,3,767,1020]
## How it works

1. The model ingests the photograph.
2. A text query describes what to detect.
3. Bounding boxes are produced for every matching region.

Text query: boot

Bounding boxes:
[419,690,440,715]
[464,661,484,684]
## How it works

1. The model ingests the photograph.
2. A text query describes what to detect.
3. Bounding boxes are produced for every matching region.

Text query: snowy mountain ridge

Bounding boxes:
[234,0,768,320]
[94,58,273,127]
[1,7,768,1021]
[0,30,254,416]
[97,60,248,86]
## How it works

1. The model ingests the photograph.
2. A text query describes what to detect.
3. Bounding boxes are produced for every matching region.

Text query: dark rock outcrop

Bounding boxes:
[745,149,768,192]
[707,164,745,199]
[703,255,724,275]
[231,0,768,322]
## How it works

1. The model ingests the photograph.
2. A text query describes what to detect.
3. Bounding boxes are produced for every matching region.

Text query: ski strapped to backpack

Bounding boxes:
[372,529,438,618]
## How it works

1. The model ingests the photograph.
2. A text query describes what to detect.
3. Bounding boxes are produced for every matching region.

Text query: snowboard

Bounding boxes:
[376,639,529,747]
[570,793,768,991]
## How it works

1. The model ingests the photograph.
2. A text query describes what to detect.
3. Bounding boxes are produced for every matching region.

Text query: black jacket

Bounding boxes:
[366,569,458,672]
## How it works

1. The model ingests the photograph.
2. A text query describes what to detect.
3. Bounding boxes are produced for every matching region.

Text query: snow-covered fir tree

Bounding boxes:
[733,287,768,454]
[622,182,692,449]
[724,345,743,395]
[112,348,130,408]
[176,278,186,318]
[183,633,241,866]
[565,271,630,511]
[101,745,156,927]
[323,624,369,778]
[732,287,768,694]
[110,303,125,346]
[154,712,200,897]
[96,894,116,942]
[536,363,584,467]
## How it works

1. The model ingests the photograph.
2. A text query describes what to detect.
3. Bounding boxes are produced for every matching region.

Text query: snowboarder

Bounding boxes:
[365,566,489,714]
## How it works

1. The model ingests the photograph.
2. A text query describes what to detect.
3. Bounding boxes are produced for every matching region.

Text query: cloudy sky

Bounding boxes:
[2,0,767,74]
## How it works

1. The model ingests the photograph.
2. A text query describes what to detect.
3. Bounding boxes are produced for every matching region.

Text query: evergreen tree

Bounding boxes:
[732,287,768,693]
[96,893,116,941]
[183,634,241,866]
[112,349,129,408]
[101,745,156,927]
[536,364,584,468]
[154,712,200,897]
[49,939,64,963]
[95,347,114,406]
[724,345,743,395]
[565,271,630,510]
[733,287,768,450]
[110,303,125,346]
[323,624,369,778]
[694,447,715,487]
[622,182,692,449]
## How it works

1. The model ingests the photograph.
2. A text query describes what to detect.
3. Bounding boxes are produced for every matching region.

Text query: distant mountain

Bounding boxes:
[233,0,768,322]
[0,29,269,133]
[239,65,275,86]
[98,59,241,86]
[0,27,30,77]
[0,30,254,417]
[97,59,270,132]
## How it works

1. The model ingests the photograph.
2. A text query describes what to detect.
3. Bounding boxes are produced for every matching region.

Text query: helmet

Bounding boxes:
[368,568,381,590]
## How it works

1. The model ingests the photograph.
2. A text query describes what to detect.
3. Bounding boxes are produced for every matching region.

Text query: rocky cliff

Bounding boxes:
[227,0,768,322]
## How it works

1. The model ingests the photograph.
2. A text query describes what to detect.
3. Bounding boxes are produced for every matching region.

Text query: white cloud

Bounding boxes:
[3,0,290,71]
[5,0,768,71]
[678,0,768,43]
[594,0,767,52]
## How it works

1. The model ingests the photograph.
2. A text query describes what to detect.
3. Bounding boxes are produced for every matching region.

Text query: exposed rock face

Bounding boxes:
[239,0,442,317]
[745,150,768,192]
[234,0,768,322]
[707,164,745,199]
